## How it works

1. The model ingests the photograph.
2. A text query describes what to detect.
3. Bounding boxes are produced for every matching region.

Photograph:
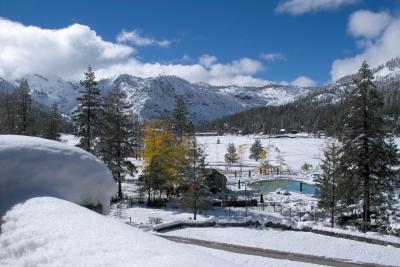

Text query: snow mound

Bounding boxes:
[0,135,115,216]
[0,197,233,267]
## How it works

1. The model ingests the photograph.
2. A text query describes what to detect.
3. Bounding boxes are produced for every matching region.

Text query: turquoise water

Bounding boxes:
[251,179,316,195]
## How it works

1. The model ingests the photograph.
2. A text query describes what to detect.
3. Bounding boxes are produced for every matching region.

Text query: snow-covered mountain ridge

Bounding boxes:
[310,57,400,104]
[1,57,399,124]
[0,74,310,123]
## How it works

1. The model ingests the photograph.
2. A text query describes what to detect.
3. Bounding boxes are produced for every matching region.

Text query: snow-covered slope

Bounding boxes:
[310,57,400,104]
[0,135,115,216]
[0,197,311,267]
[97,75,310,123]
[0,74,310,123]
[23,74,80,113]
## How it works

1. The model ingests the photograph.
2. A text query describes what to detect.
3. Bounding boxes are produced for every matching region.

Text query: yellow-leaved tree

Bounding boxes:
[141,120,187,203]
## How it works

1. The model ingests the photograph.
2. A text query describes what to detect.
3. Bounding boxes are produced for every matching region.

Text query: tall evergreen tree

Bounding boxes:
[171,95,190,143]
[97,86,135,199]
[44,103,61,141]
[3,90,16,133]
[316,142,341,227]
[340,61,399,229]
[224,143,238,165]
[15,79,32,135]
[73,66,102,153]
[249,139,263,161]
[179,139,209,220]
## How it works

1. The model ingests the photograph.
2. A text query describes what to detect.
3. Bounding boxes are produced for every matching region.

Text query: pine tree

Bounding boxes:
[72,66,102,153]
[44,103,61,141]
[171,95,190,143]
[316,142,341,227]
[15,79,32,135]
[179,139,209,220]
[250,139,263,161]
[97,86,135,199]
[4,90,16,133]
[224,143,238,165]
[340,61,400,229]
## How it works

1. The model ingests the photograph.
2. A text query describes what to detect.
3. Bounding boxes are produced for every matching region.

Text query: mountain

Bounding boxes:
[0,74,310,124]
[5,58,398,126]
[308,57,400,105]
[0,74,80,114]
[200,57,400,135]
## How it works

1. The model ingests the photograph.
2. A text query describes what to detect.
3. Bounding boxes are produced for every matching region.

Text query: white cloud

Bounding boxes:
[96,57,269,87]
[291,76,317,87]
[198,54,217,67]
[348,10,391,38]
[3,18,331,87]
[260,52,287,61]
[0,18,273,86]
[117,30,171,47]
[276,0,359,15]
[331,11,400,81]
[0,18,134,79]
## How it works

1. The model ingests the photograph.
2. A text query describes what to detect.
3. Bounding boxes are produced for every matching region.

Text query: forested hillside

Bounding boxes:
[199,58,400,136]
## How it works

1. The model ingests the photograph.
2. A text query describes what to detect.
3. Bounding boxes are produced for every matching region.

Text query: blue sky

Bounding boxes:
[0,0,399,86]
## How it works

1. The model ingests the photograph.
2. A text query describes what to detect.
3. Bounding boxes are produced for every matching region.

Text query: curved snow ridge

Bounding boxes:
[0,197,236,267]
[0,135,115,216]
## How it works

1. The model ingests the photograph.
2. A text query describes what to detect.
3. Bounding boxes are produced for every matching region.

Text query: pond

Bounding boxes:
[251,179,317,195]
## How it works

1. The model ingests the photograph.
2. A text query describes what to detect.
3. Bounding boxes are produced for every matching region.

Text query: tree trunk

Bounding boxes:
[118,171,122,199]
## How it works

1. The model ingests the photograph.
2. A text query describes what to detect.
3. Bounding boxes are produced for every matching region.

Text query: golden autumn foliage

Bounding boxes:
[142,120,187,189]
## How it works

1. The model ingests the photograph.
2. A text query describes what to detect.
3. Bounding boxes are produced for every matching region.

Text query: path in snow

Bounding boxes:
[160,235,381,267]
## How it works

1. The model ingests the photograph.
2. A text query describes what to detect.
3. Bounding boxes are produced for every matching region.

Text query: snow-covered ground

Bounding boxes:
[162,227,400,266]
[197,134,327,171]
[0,135,115,216]
[0,197,321,267]
[50,133,400,266]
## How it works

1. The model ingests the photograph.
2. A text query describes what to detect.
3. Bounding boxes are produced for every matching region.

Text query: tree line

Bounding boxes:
[199,58,400,137]
[72,67,211,220]
[0,79,70,140]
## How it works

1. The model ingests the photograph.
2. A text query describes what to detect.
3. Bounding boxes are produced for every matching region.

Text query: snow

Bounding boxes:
[374,65,400,80]
[197,135,327,171]
[163,227,400,266]
[0,197,318,267]
[299,224,400,245]
[0,135,115,216]
[185,245,325,267]
[2,74,310,123]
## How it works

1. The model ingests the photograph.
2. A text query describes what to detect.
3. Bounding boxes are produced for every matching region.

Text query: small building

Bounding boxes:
[204,168,227,194]
[195,132,219,136]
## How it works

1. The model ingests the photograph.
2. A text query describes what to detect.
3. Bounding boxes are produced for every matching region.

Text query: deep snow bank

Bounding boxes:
[0,197,234,267]
[0,135,115,216]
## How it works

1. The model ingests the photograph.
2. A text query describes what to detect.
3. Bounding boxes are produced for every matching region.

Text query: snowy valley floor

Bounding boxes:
[40,134,400,266]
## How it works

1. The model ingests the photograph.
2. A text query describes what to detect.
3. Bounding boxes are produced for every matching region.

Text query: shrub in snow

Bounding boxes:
[0,135,115,216]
